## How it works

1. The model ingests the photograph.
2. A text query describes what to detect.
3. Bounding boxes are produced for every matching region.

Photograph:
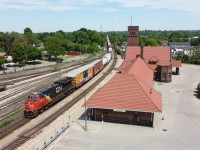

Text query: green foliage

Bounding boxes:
[24,27,37,47]
[115,47,121,55]
[44,36,65,59]
[174,48,200,64]
[0,117,13,128]
[68,28,104,54]
[0,108,23,128]
[27,46,42,61]
[140,38,160,46]
[12,42,26,65]
[0,56,6,68]
[24,27,33,35]
[1,28,200,65]
[108,32,127,46]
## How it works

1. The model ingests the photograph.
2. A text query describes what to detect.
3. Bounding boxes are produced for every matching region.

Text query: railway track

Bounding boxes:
[0,64,84,120]
[0,66,77,102]
[0,55,106,121]
[2,52,117,150]
[0,54,105,86]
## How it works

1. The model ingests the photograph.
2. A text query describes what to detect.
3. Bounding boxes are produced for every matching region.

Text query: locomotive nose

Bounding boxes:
[25,101,30,110]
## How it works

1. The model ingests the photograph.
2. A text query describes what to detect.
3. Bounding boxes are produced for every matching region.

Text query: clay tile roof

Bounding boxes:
[149,56,159,62]
[171,60,182,67]
[122,57,153,87]
[143,46,171,66]
[86,57,162,113]
[117,60,134,71]
[86,73,162,112]
[125,46,141,61]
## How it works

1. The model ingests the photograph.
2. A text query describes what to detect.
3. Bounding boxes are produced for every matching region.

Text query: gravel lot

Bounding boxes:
[47,64,200,150]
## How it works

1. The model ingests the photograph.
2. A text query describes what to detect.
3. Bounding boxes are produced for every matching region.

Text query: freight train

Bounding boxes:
[24,52,112,118]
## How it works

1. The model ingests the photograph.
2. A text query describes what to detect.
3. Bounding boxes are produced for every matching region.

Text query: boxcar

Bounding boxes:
[88,59,103,75]
[66,65,93,88]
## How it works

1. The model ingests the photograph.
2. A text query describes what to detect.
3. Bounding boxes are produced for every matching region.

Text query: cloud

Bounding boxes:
[100,8,118,13]
[0,0,80,11]
[108,0,200,16]
[0,0,199,17]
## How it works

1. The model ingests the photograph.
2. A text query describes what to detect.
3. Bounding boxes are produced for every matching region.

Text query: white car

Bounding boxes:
[6,62,15,67]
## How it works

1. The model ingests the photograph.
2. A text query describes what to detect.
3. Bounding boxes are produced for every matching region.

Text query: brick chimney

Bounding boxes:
[127,26,139,46]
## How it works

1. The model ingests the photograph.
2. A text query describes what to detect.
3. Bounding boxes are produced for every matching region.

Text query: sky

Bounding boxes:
[0,0,200,33]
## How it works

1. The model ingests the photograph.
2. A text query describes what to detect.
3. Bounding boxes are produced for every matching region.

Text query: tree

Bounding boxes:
[27,46,41,61]
[87,43,100,54]
[190,47,200,64]
[4,32,15,54]
[24,27,36,47]
[44,36,65,59]
[70,30,90,45]
[67,42,81,52]
[12,42,26,65]
[0,56,6,69]
[24,27,33,35]
[142,38,159,46]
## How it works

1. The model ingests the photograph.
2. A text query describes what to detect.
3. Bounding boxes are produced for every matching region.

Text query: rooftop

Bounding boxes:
[86,73,162,112]
[171,60,182,68]
[86,57,162,113]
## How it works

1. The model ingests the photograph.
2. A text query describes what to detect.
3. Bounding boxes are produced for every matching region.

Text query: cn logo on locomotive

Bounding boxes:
[56,86,62,93]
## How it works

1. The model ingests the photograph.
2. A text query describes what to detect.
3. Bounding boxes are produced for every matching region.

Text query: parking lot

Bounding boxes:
[48,64,200,150]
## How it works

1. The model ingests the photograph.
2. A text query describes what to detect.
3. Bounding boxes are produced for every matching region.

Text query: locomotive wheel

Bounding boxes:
[44,104,50,110]
[33,110,38,117]
[39,107,44,113]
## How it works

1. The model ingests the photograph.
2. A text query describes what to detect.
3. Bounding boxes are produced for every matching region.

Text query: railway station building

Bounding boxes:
[122,26,182,82]
[86,57,162,127]
[85,25,182,127]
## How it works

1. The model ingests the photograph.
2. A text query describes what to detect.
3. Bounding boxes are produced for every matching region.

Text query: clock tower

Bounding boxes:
[127,26,139,46]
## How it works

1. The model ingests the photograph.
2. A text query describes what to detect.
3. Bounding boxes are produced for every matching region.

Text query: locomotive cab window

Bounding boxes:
[28,95,38,102]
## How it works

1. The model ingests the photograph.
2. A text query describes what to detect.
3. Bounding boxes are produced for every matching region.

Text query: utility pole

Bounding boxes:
[131,15,132,26]
[84,90,87,131]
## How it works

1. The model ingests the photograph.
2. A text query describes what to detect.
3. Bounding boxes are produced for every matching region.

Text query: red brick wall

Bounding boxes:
[90,108,153,127]
[127,26,139,46]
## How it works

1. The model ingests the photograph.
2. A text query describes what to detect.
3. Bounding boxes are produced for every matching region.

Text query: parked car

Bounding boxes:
[6,62,15,67]
[56,58,64,63]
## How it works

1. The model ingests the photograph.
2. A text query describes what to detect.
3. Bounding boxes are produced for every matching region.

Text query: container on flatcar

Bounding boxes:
[102,54,108,66]
[66,65,93,88]
[102,53,111,65]
[88,59,103,75]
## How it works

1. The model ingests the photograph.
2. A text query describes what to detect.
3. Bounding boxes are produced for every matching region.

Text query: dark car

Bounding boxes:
[56,58,64,63]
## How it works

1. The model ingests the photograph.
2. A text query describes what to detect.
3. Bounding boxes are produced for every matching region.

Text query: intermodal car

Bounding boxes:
[24,50,112,118]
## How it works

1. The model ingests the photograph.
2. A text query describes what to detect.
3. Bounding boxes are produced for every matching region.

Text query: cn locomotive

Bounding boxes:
[24,52,112,118]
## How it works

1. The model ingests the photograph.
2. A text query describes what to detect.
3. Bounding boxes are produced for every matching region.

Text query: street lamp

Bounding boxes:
[78,89,87,131]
